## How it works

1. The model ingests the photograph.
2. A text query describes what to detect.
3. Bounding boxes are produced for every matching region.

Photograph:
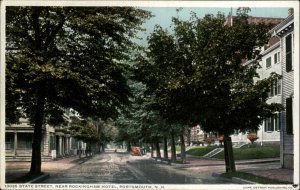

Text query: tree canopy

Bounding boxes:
[136,10,283,171]
[69,117,99,143]
[5,6,151,174]
[137,11,282,136]
[6,7,151,124]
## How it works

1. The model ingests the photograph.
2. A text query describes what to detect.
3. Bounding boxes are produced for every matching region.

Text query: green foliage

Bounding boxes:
[69,117,99,143]
[115,80,170,144]
[5,6,151,174]
[6,6,151,125]
[97,118,119,143]
[213,145,280,160]
[137,11,282,136]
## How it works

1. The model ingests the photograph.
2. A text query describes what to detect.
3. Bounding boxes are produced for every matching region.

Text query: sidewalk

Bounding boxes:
[5,155,89,183]
[151,152,293,184]
[186,155,293,183]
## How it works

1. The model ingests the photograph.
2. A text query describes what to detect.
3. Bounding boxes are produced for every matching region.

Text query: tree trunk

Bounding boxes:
[155,141,161,158]
[150,143,154,158]
[163,137,168,159]
[127,141,131,153]
[224,135,236,173]
[180,133,186,164]
[29,86,46,175]
[102,143,106,152]
[187,128,191,146]
[170,131,176,161]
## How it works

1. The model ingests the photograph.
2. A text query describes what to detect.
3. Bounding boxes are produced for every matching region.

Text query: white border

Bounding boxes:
[0,0,298,7]
[293,0,299,185]
[1,1,299,190]
[0,0,6,188]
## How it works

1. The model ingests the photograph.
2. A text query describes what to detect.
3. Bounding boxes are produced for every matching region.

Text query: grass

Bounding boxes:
[221,172,291,184]
[212,145,280,160]
[186,146,217,156]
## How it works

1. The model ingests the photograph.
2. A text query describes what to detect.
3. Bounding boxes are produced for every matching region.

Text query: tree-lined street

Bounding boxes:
[4,4,295,187]
[6,150,290,184]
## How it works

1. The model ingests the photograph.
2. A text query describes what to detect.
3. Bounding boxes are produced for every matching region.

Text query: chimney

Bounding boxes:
[288,8,294,16]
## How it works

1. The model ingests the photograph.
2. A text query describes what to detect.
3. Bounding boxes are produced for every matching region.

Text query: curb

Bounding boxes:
[212,173,257,184]
[26,173,50,183]
[173,159,280,168]
[232,177,257,184]
[155,158,171,165]
[236,159,280,165]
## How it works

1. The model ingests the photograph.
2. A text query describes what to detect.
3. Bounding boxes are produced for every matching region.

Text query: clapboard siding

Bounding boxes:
[280,23,294,169]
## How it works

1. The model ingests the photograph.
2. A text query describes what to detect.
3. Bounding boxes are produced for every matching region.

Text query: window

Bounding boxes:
[270,82,274,97]
[266,57,272,68]
[264,113,281,132]
[286,34,292,72]
[268,79,281,97]
[274,79,281,95]
[274,52,280,64]
[5,133,14,150]
[264,117,274,132]
[277,79,281,95]
[17,133,33,149]
[274,113,281,131]
[274,80,278,96]
[286,97,293,134]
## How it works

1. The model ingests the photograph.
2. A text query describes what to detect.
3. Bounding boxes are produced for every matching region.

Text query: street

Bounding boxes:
[6,149,287,184]
[42,151,232,184]
[40,150,284,184]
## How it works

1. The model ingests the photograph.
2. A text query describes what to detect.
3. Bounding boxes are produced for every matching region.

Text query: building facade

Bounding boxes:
[231,37,282,144]
[271,12,294,169]
[5,109,84,161]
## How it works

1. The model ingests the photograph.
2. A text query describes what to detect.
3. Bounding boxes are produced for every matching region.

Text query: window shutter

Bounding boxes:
[278,79,281,94]
[266,57,272,68]
[286,98,293,134]
[286,34,292,72]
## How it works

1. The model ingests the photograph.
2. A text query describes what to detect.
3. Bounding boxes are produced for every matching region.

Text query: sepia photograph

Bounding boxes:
[0,1,299,190]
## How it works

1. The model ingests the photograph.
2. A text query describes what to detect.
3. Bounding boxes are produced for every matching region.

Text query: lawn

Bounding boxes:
[212,145,280,160]
[186,146,217,156]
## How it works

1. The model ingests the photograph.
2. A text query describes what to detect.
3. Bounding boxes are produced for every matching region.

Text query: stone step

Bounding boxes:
[232,142,248,148]
[203,148,224,158]
[6,156,53,162]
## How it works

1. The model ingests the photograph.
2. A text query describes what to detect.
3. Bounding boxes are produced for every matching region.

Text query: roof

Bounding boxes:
[270,14,294,37]
[224,15,285,26]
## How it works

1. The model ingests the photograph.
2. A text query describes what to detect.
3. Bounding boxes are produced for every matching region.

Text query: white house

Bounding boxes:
[231,35,282,145]
[271,10,294,169]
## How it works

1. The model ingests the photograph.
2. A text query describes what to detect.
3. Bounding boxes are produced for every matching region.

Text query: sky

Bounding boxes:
[135,7,290,46]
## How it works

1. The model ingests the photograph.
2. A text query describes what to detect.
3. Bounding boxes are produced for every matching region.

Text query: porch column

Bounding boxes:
[59,136,62,156]
[14,132,18,156]
[69,137,72,154]
[69,137,71,153]
[66,137,69,154]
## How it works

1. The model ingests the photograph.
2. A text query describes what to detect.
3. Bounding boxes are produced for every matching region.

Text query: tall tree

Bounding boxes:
[138,11,282,172]
[69,117,99,144]
[6,7,151,174]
